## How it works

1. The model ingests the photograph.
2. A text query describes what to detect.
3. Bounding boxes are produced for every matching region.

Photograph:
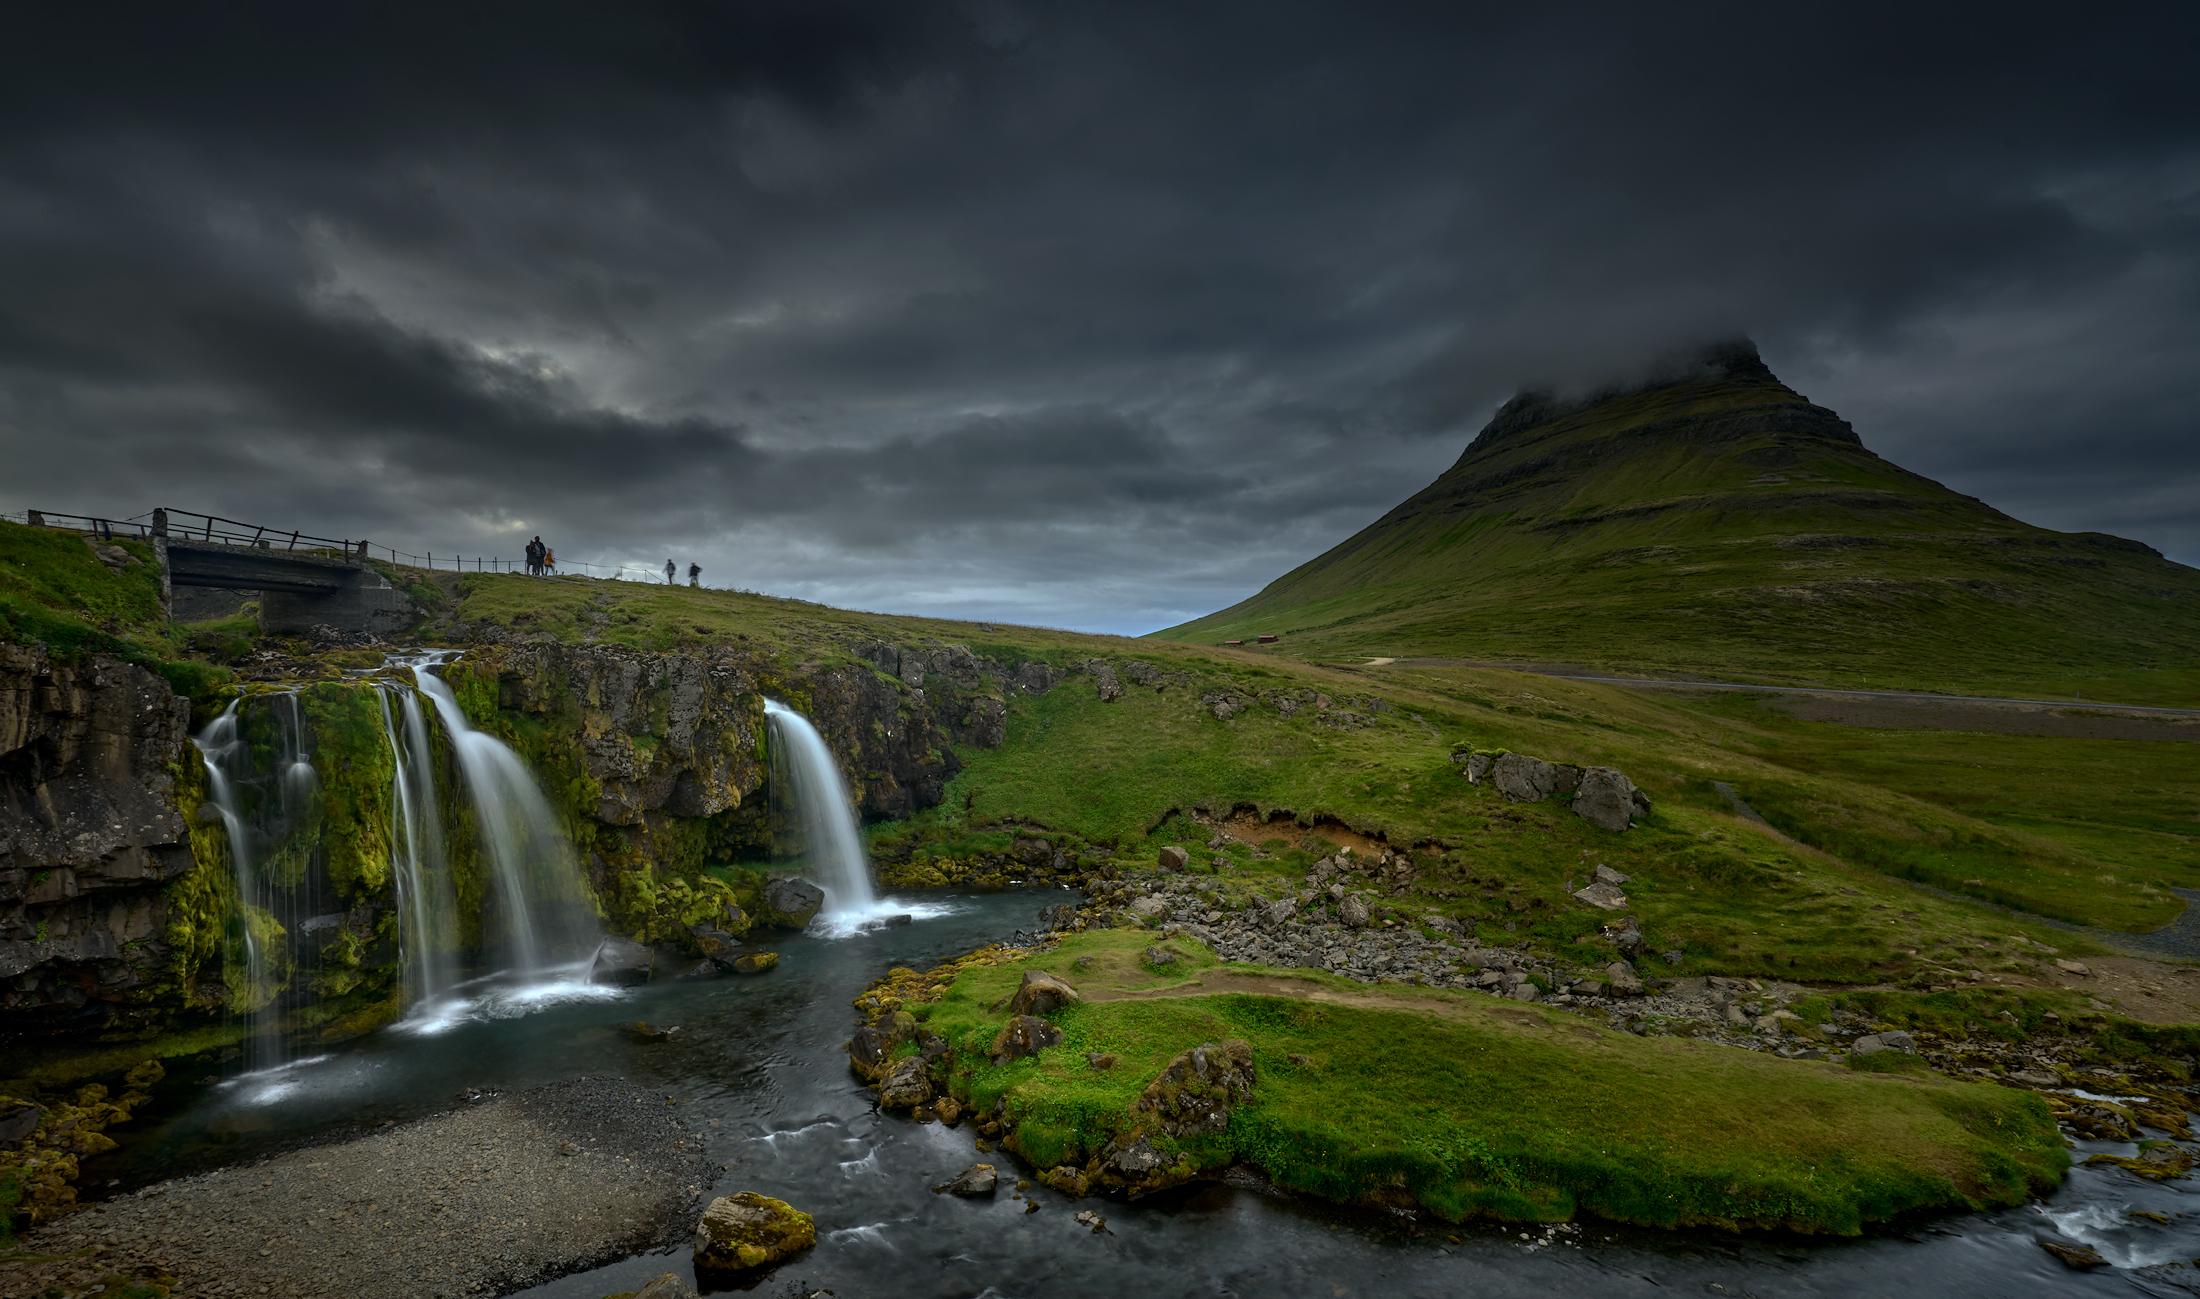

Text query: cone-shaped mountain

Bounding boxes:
[1156,341,2200,696]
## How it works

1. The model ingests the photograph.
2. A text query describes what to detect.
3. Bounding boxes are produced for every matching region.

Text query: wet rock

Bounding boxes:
[689,923,744,967]
[1006,969,1081,1017]
[589,937,654,987]
[634,1274,702,1299]
[2038,1240,2109,1270]
[1338,895,1370,928]
[731,952,779,975]
[1851,1031,1917,1056]
[614,1020,679,1043]
[0,1101,42,1149]
[763,878,825,929]
[848,1015,915,1079]
[1041,1164,1092,1195]
[933,1163,998,1196]
[1573,767,1646,832]
[991,1015,1065,1061]
[692,1191,815,1273]
[674,959,721,980]
[936,1095,964,1125]
[1157,846,1190,871]
[1075,1209,1111,1234]
[877,1057,933,1109]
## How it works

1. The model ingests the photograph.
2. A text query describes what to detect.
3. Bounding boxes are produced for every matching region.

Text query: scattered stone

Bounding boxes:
[1572,882,1628,911]
[1338,895,1371,928]
[614,1020,679,1043]
[2009,1069,2062,1088]
[1604,962,1644,997]
[877,1057,934,1109]
[1129,896,1168,919]
[1593,864,1631,886]
[992,1015,1066,1061]
[1086,1052,1117,1070]
[2038,1240,2110,1270]
[1006,969,1082,1016]
[763,877,825,928]
[1851,1031,1918,1056]
[1157,846,1190,871]
[933,1163,999,1196]
[2055,959,2093,977]
[588,937,654,986]
[1075,1209,1111,1234]
[689,923,745,967]
[731,952,779,975]
[1508,984,1541,1002]
[1145,945,1181,967]
[936,1095,964,1124]
[674,959,720,980]
[692,1191,816,1273]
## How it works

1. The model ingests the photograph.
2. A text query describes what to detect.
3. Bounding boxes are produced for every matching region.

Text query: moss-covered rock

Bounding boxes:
[691,1191,814,1273]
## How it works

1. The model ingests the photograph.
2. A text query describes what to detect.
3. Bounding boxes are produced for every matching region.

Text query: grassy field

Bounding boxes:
[1151,353,2200,707]
[914,929,2066,1233]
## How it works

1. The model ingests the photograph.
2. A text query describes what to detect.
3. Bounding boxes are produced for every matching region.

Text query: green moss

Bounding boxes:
[931,930,2066,1234]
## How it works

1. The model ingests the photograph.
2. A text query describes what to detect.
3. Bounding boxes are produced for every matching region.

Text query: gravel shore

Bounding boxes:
[3,1076,712,1299]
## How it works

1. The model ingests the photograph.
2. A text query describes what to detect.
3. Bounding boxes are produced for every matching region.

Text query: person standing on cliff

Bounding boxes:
[687,561,701,588]
[525,537,543,575]
[664,558,675,585]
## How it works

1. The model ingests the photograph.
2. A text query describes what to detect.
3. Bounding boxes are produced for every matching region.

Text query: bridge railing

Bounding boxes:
[3,506,702,582]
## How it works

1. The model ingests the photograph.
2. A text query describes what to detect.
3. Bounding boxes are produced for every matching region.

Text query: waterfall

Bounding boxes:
[763,698,877,923]
[400,652,599,975]
[374,685,458,1004]
[192,701,272,1063]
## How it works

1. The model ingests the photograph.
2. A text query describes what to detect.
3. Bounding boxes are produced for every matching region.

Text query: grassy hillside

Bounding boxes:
[1152,343,2200,706]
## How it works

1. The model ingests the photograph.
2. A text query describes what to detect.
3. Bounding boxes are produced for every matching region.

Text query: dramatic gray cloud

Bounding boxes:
[2,1,2195,633]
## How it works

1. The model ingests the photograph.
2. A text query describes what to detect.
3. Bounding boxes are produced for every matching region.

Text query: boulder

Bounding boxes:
[2054,959,2092,976]
[1604,962,1644,997]
[1090,661,1124,703]
[1157,846,1190,871]
[1602,917,1645,960]
[1110,1134,1167,1174]
[2009,1069,2062,1089]
[0,1101,42,1149]
[1261,896,1299,928]
[991,1015,1065,1061]
[933,1163,998,1196]
[690,924,744,967]
[1465,752,1496,784]
[720,902,752,935]
[2039,1240,2109,1270]
[1593,864,1632,886]
[1851,1031,1918,1057]
[877,1057,933,1108]
[1572,882,1628,911]
[1572,767,1644,832]
[1128,896,1168,919]
[1491,753,1559,802]
[849,1012,917,1078]
[763,878,825,929]
[589,937,654,987]
[1337,895,1370,928]
[1006,969,1081,1017]
[692,1192,816,1273]
[1133,1041,1256,1136]
[1507,983,1541,1002]
[731,952,779,975]
[1144,945,1180,968]
[634,1274,702,1299]
[614,1020,680,1043]
[936,1095,964,1124]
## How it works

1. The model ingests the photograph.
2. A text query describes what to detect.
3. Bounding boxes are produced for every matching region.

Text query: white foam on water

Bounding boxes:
[807,895,970,940]
[218,1054,337,1106]
[826,1222,899,1249]
[837,1149,883,1177]
[2039,1200,2194,1269]
[392,961,623,1036]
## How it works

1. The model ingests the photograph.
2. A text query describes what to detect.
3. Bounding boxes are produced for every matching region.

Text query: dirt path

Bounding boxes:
[2,1076,710,1299]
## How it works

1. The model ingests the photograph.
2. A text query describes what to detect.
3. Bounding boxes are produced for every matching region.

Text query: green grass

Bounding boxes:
[0,519,231,706]
[922,930,2066,1233]
[1151,360,2200,707]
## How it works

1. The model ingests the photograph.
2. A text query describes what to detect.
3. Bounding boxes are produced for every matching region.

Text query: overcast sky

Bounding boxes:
[3,2,2195,635]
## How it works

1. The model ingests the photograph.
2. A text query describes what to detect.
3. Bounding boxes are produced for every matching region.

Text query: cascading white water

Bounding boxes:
[192,702,266,1020]
[374,684,459,1004]
[763,698,877,923]
[398,651,599,975]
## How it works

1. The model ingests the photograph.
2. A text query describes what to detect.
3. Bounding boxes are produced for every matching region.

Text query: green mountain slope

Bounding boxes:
[1154,343,2200,703]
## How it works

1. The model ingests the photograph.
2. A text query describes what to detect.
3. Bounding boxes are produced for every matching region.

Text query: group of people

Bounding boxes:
[525,535,555,575]
[665,559,700,587]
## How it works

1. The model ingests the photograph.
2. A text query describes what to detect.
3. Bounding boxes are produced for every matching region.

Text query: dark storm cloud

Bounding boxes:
[2,1,2196,632]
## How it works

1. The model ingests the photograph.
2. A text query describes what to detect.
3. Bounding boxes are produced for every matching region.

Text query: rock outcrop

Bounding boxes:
[1,646,198,1032]
[1457,748,1651,831]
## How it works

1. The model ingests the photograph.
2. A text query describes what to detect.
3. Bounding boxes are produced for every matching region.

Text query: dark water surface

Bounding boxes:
[97,891,2200,1297]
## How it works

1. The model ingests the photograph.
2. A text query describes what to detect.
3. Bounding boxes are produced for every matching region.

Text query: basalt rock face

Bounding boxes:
[0,645,197,1032]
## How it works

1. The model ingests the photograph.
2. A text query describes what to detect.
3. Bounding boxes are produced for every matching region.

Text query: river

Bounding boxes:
[87,891,2200,1297]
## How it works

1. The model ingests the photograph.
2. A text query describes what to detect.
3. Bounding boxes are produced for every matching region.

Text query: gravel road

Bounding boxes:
[3,1076,712,1299]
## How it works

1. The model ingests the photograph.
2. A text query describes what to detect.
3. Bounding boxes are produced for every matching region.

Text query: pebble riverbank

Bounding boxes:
[3,1077,711,1299]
